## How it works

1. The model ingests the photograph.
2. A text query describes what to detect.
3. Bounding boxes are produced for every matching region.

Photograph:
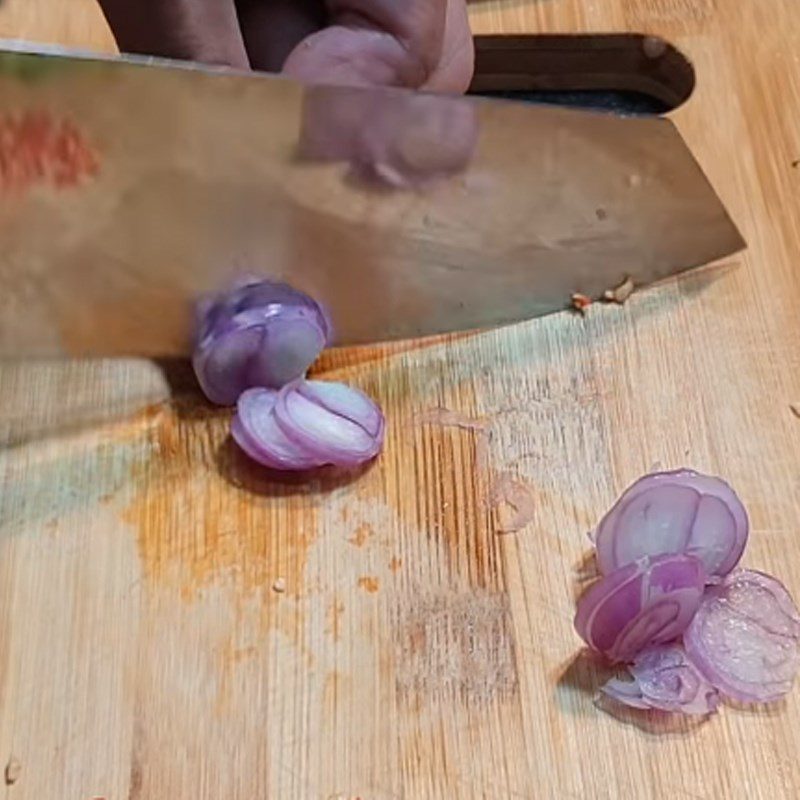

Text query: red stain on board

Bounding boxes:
[0,110,99,194]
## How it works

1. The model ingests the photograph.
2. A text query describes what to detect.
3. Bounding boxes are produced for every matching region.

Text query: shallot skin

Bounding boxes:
[602,644,720,715]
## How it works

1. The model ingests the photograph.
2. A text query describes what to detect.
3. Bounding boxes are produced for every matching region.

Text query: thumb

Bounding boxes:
[97,0,250,69]
[282,0,473,93]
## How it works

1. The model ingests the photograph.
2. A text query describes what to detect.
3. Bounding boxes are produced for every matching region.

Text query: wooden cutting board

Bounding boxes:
[1,1,799,798]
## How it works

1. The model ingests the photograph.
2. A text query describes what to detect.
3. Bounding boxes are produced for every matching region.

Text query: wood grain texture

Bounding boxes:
[1,1,800,798]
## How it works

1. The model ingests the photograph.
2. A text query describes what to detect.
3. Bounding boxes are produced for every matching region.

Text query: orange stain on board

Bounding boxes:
[0,111,99,194]
[389,556,403,573]
[326,599,345,641]
[347,522,373,548]
[122,400,320,602]
[357,576,380,594]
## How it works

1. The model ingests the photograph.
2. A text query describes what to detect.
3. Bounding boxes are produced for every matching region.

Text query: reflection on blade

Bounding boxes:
[298,86,478,188]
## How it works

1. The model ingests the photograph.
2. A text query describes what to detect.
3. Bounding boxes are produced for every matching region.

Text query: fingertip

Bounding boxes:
[422,0,475,93]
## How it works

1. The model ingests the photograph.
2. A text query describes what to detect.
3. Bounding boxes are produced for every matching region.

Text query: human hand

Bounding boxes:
[97,0,474,93]
[298,86,478,188]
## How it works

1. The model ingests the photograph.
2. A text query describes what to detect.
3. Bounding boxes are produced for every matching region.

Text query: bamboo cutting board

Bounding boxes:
[1,1,800,798]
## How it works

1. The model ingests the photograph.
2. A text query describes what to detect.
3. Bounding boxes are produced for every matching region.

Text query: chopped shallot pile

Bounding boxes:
[575,469,800,716]
[193,279,384,470]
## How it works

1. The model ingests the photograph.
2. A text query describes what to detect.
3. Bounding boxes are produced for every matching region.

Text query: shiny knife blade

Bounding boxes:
[0,42,744,357]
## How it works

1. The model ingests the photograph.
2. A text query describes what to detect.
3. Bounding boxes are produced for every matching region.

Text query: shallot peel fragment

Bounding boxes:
[602,644,720,715]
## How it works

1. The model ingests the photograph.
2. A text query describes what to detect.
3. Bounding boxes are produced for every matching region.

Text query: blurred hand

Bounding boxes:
[97,0,474,93]
[298,86,478,187]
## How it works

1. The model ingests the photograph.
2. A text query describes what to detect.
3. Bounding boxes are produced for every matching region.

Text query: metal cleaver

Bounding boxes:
[0,42,744,357]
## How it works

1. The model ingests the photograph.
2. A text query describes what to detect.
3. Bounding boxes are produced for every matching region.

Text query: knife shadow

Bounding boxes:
[312,328,483,373]
[0,357,175,450]
[0,258,736,454]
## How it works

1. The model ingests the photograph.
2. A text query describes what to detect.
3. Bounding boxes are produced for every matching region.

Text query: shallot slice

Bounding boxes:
[685,569,800,703]
[574,553,706,663]
[275,381,384,467]
[233,387,320,471]
[602,644,720,715]
[594,469,748,578]
[233,380,385,470]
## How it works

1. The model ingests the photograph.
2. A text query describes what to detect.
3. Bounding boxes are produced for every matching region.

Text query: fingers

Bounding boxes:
[235,0,327,73]
[98,0,474,93]
[285,0,477,185]
[284,26,420,88]
[325,0,449,85]
[282,0,473,92]
[97,0,250,69]
[423,0,474,93]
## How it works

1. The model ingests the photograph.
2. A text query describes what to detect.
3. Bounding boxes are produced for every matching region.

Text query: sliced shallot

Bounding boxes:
[601,644,720,715]
[594,469,748,578]
[684,569,800,703]
[574,553,706,663]
[232,388,320,471]
[233,380,385,470]
[193,279,331,405]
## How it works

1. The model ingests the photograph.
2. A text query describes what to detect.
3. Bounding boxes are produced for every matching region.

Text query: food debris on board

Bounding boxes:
[417,407,489,434]
[272,577,286,594]
[602,276,635,305]
[357,576,380,594]
[602,644,719,715]
[4,756,21,786]
[420,407,539,534]
[490,472,537,534]
[571,293,592,315]
[571,277,636,316]
[574,468,800,717]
